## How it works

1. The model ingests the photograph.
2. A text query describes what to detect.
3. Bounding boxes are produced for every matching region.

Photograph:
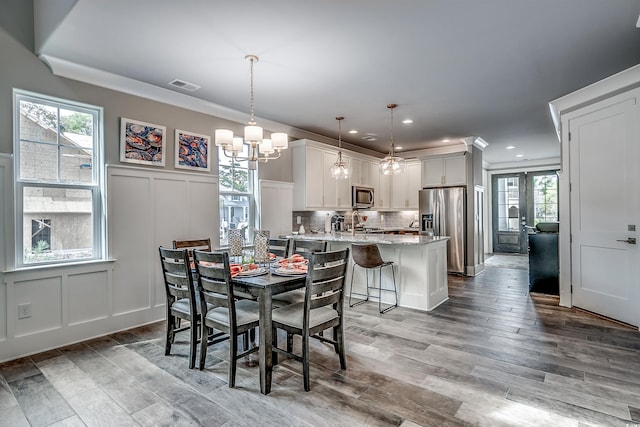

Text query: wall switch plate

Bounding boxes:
[297,216,301,224]
[18,303,31,319]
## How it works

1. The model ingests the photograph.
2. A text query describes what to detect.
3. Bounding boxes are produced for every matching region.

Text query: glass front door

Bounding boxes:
[492,171,558,254]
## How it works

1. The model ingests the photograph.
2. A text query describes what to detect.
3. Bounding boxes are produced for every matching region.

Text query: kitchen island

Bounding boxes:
[285,233,449,311]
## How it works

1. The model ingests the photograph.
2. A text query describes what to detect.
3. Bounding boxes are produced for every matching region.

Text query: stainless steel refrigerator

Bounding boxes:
[419,187,466,274]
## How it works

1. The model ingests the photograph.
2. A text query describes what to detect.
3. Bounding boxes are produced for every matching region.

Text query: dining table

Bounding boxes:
[231,269,307,395]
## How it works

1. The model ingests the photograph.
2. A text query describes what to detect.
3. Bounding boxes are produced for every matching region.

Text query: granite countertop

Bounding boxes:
[284,232,449,245]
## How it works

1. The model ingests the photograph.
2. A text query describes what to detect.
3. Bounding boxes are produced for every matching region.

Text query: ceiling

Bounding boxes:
[35,0,640,165]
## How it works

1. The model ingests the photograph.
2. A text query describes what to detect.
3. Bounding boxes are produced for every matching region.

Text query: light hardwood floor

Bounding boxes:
[1,266,639,426]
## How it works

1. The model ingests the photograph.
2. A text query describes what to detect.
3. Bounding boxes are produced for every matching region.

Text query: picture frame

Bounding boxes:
[119,118,166,166]
[174,129,211,172]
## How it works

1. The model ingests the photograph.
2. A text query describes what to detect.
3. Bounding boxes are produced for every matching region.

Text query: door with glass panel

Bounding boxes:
[525,172,559,230]
[492,173,527,253]
[492,172,558,254]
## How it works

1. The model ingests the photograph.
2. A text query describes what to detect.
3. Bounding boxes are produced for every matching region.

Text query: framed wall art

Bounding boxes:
[120,118,166,166]
[175,129,211,172]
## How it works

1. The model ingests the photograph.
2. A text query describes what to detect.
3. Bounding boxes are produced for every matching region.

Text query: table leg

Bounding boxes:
[259,288,273,394]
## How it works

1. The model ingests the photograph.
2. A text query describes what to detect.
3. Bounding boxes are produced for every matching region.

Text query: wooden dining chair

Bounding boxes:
[290,239,327,260]
[173,238,212,266]
[268,238,291,259]
[158,246,204,369]
[193,249,260,387]
[271,248,350,391]
[273,239,327,307]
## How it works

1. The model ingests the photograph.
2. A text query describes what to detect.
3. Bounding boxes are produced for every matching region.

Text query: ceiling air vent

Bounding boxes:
[362,135,377,141]
[169,79,201,92]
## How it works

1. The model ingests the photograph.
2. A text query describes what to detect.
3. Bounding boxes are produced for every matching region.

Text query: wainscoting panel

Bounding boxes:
[13,276,63,338]
[68,270,109,326]
[110,172,153,316]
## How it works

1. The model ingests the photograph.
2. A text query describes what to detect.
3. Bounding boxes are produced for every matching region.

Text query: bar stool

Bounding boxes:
[349,244,397,313]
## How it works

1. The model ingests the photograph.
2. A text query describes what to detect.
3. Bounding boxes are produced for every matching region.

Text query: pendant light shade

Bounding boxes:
[379,103,406,175]
[329,116,350,179]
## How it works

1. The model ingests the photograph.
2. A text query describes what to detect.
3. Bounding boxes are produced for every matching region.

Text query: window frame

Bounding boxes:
[13,89,106,268]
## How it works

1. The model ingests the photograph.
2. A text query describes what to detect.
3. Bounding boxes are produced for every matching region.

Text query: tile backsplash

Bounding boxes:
[291,210,419,233]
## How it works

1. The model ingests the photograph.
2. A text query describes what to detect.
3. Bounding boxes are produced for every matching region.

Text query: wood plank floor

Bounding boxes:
[2,266,640,426]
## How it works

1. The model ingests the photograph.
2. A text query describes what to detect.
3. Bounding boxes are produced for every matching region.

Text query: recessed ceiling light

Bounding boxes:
[402,119,413,124]
[506,145,515,150]
[348,130,358,134]
[395,146,403,150]
[442,138,450,142]
[516,154,524,158]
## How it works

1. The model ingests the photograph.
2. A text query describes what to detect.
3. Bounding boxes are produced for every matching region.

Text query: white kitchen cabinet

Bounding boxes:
[322,151,351,208]
[422,154,466,187]
[297,145,324,208]
[391,161,421,209]
[259,180,294,237]
[350,158,374,188]
[293,140,358,210]
[293,139,396,210]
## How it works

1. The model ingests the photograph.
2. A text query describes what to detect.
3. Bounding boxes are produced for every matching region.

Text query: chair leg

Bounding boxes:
[336,323,346,370]
[198,323,208,370]
[348,264,356,307]
[287,332,294,354]
[165,314,174,355]
[380,264,398,314]
[188,316,198,369]
[272,327,279,366]
[378,268,383,313]
[302,332,310,392]
[349,265,370,307]
[229,332,238,388]
[242,330,249,351]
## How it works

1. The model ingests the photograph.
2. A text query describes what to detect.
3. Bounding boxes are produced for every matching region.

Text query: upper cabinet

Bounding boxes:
[391,161,421,209]
[293,140,362,210]
[422,154,467,187]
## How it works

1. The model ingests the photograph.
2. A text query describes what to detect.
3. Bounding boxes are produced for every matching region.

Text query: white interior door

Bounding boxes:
[569,94,639,326]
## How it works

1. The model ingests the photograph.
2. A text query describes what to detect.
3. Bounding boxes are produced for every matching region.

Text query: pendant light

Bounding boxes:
[379,103,406,175]
[329,116,350,179]
[214,55,288,170]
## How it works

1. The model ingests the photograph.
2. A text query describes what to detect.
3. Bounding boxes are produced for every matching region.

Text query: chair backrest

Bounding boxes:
[304,248,350,316]
[268,238,291,258]
[193,250,238,327]
[173,238,212,259]
[291,239,327,260]
[173,238,212,270]
[158,246,197,310]
[351,244,385,269]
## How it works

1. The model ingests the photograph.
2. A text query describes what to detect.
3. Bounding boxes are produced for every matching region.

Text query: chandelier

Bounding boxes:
[214,55,288,170]
[329,116,350,179]
[379,103,406,175]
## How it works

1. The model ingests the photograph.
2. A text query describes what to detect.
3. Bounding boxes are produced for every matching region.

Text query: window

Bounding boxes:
[14,90,104,266]
[532,173,558,224]
[218,146,255,246]
[496,176,520,231]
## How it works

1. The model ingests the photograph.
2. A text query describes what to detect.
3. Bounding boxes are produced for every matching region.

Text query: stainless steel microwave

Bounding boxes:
[352,186,374,209]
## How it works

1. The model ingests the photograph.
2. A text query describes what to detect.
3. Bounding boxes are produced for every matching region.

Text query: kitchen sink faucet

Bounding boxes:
[351,211,361,236]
